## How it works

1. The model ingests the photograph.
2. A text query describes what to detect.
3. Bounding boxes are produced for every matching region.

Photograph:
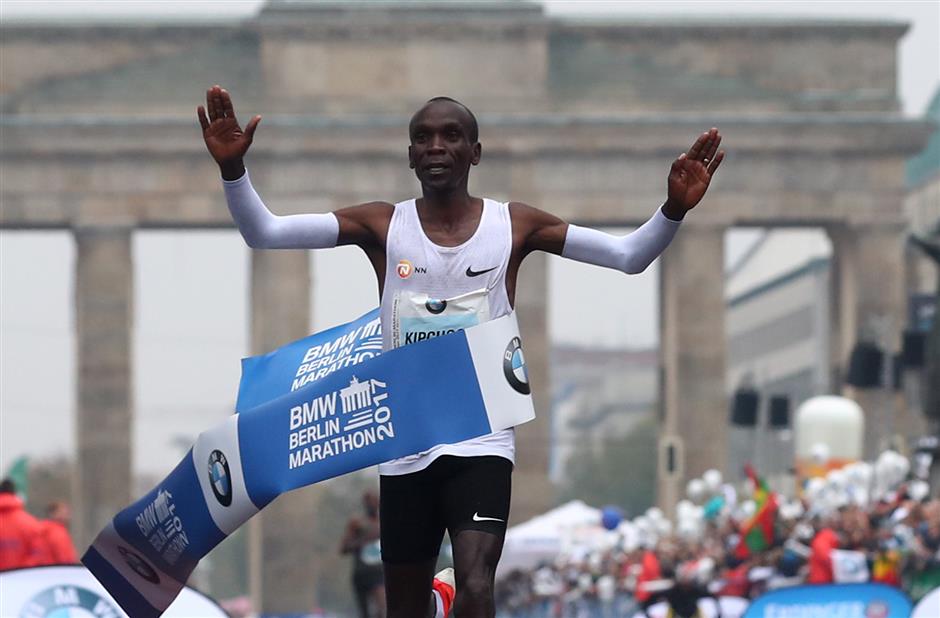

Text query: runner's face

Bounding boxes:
[408,101,480,192]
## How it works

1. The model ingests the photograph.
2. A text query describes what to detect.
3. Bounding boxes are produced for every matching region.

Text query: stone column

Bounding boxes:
[827,225,858,392]
[512,251,553,524]
[74,227,134,551]
[248,249,322,613]
[657,224,727,514]
[832,224,925,457]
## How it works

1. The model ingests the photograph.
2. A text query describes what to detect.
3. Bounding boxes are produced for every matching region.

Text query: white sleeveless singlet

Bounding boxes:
[378,198,515,476]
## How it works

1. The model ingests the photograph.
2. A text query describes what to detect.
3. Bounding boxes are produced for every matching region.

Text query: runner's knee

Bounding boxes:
[455,572,494,601]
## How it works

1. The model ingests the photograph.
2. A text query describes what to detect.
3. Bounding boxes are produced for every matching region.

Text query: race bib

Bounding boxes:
[359,540,382,566]
[391,288,490,348]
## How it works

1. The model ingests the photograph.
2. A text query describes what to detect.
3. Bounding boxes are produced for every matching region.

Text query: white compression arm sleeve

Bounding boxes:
[561,206,681,274]
[222,171,339,249]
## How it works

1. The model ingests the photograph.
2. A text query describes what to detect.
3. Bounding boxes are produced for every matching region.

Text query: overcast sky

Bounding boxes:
[1,0,938,475]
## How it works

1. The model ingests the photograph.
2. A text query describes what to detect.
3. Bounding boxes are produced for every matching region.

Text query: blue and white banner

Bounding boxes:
[83,310,535,618]
[743,583,912,618]
[236,308,382,412]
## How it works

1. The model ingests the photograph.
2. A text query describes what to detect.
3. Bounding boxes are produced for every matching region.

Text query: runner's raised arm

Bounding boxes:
[199,85,392,254]
[510,128,725,272]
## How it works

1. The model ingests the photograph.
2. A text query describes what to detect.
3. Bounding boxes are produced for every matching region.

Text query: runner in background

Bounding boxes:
[341,490,385,617]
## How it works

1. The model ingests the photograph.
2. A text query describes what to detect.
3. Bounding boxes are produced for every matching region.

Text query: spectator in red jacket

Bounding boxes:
[0,478,44,570]
[717,555,752,598]
[37,501,78,565]
[806,522,841,584]
[634,547,663,602]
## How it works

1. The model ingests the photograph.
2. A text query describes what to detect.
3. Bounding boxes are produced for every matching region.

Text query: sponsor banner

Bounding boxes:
[743,583,912,618]
[0,565,226,618]
[84,309,534,617]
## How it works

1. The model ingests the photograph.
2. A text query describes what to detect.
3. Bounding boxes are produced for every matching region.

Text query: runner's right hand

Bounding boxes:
[197,85,260,176]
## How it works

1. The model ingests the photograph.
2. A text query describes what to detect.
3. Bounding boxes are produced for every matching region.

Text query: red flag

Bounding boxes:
[734,464,777,559]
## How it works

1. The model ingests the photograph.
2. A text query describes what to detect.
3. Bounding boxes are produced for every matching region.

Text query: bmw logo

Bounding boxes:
[208,449,233,507]
[20,585,121,618]
[118,546,160,584]
[502,337,530,395]
[425,298,447,314]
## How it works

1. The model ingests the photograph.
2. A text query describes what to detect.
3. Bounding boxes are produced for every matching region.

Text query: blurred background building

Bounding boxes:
[551,344,657,484]
[1,0,937,614]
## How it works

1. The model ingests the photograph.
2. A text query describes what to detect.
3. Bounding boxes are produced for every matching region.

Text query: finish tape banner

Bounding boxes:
[82,310,535,618]
[236,307,383,413]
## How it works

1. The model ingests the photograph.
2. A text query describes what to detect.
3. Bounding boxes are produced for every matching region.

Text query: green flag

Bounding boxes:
[5,456,29,499]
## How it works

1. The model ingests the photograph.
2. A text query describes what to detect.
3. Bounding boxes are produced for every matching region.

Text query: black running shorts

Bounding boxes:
[379,455,513,564]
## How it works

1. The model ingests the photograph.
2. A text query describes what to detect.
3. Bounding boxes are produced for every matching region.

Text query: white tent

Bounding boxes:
[497,500,602,577]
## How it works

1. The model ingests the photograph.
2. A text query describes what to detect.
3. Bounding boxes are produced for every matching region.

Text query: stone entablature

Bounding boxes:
[0,2,907,115]
[549,21,905,112]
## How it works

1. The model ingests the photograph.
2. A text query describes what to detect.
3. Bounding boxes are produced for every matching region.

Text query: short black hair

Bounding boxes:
[414,96,479,143]
[47,501,66,516]
[0,478,16,494]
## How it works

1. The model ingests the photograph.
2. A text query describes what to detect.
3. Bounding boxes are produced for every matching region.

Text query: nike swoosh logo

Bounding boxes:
[472,512,505,523]
[466,266,498,277]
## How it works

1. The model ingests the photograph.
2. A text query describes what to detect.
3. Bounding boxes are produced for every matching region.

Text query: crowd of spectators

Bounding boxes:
[0,479,78,571]
[495,487,940,617]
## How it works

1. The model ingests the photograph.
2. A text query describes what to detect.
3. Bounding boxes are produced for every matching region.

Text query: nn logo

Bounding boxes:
[396,259,427,279]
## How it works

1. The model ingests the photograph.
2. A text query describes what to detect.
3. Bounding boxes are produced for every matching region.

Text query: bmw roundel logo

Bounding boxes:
[118,546,160,584]
[502,337,530,395]
[20,585,121,618]
[208,449,233,507]
[425,298,447,314]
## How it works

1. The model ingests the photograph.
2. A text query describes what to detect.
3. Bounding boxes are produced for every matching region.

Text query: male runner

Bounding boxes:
[198,85,724,618]
[340,490,385,618]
